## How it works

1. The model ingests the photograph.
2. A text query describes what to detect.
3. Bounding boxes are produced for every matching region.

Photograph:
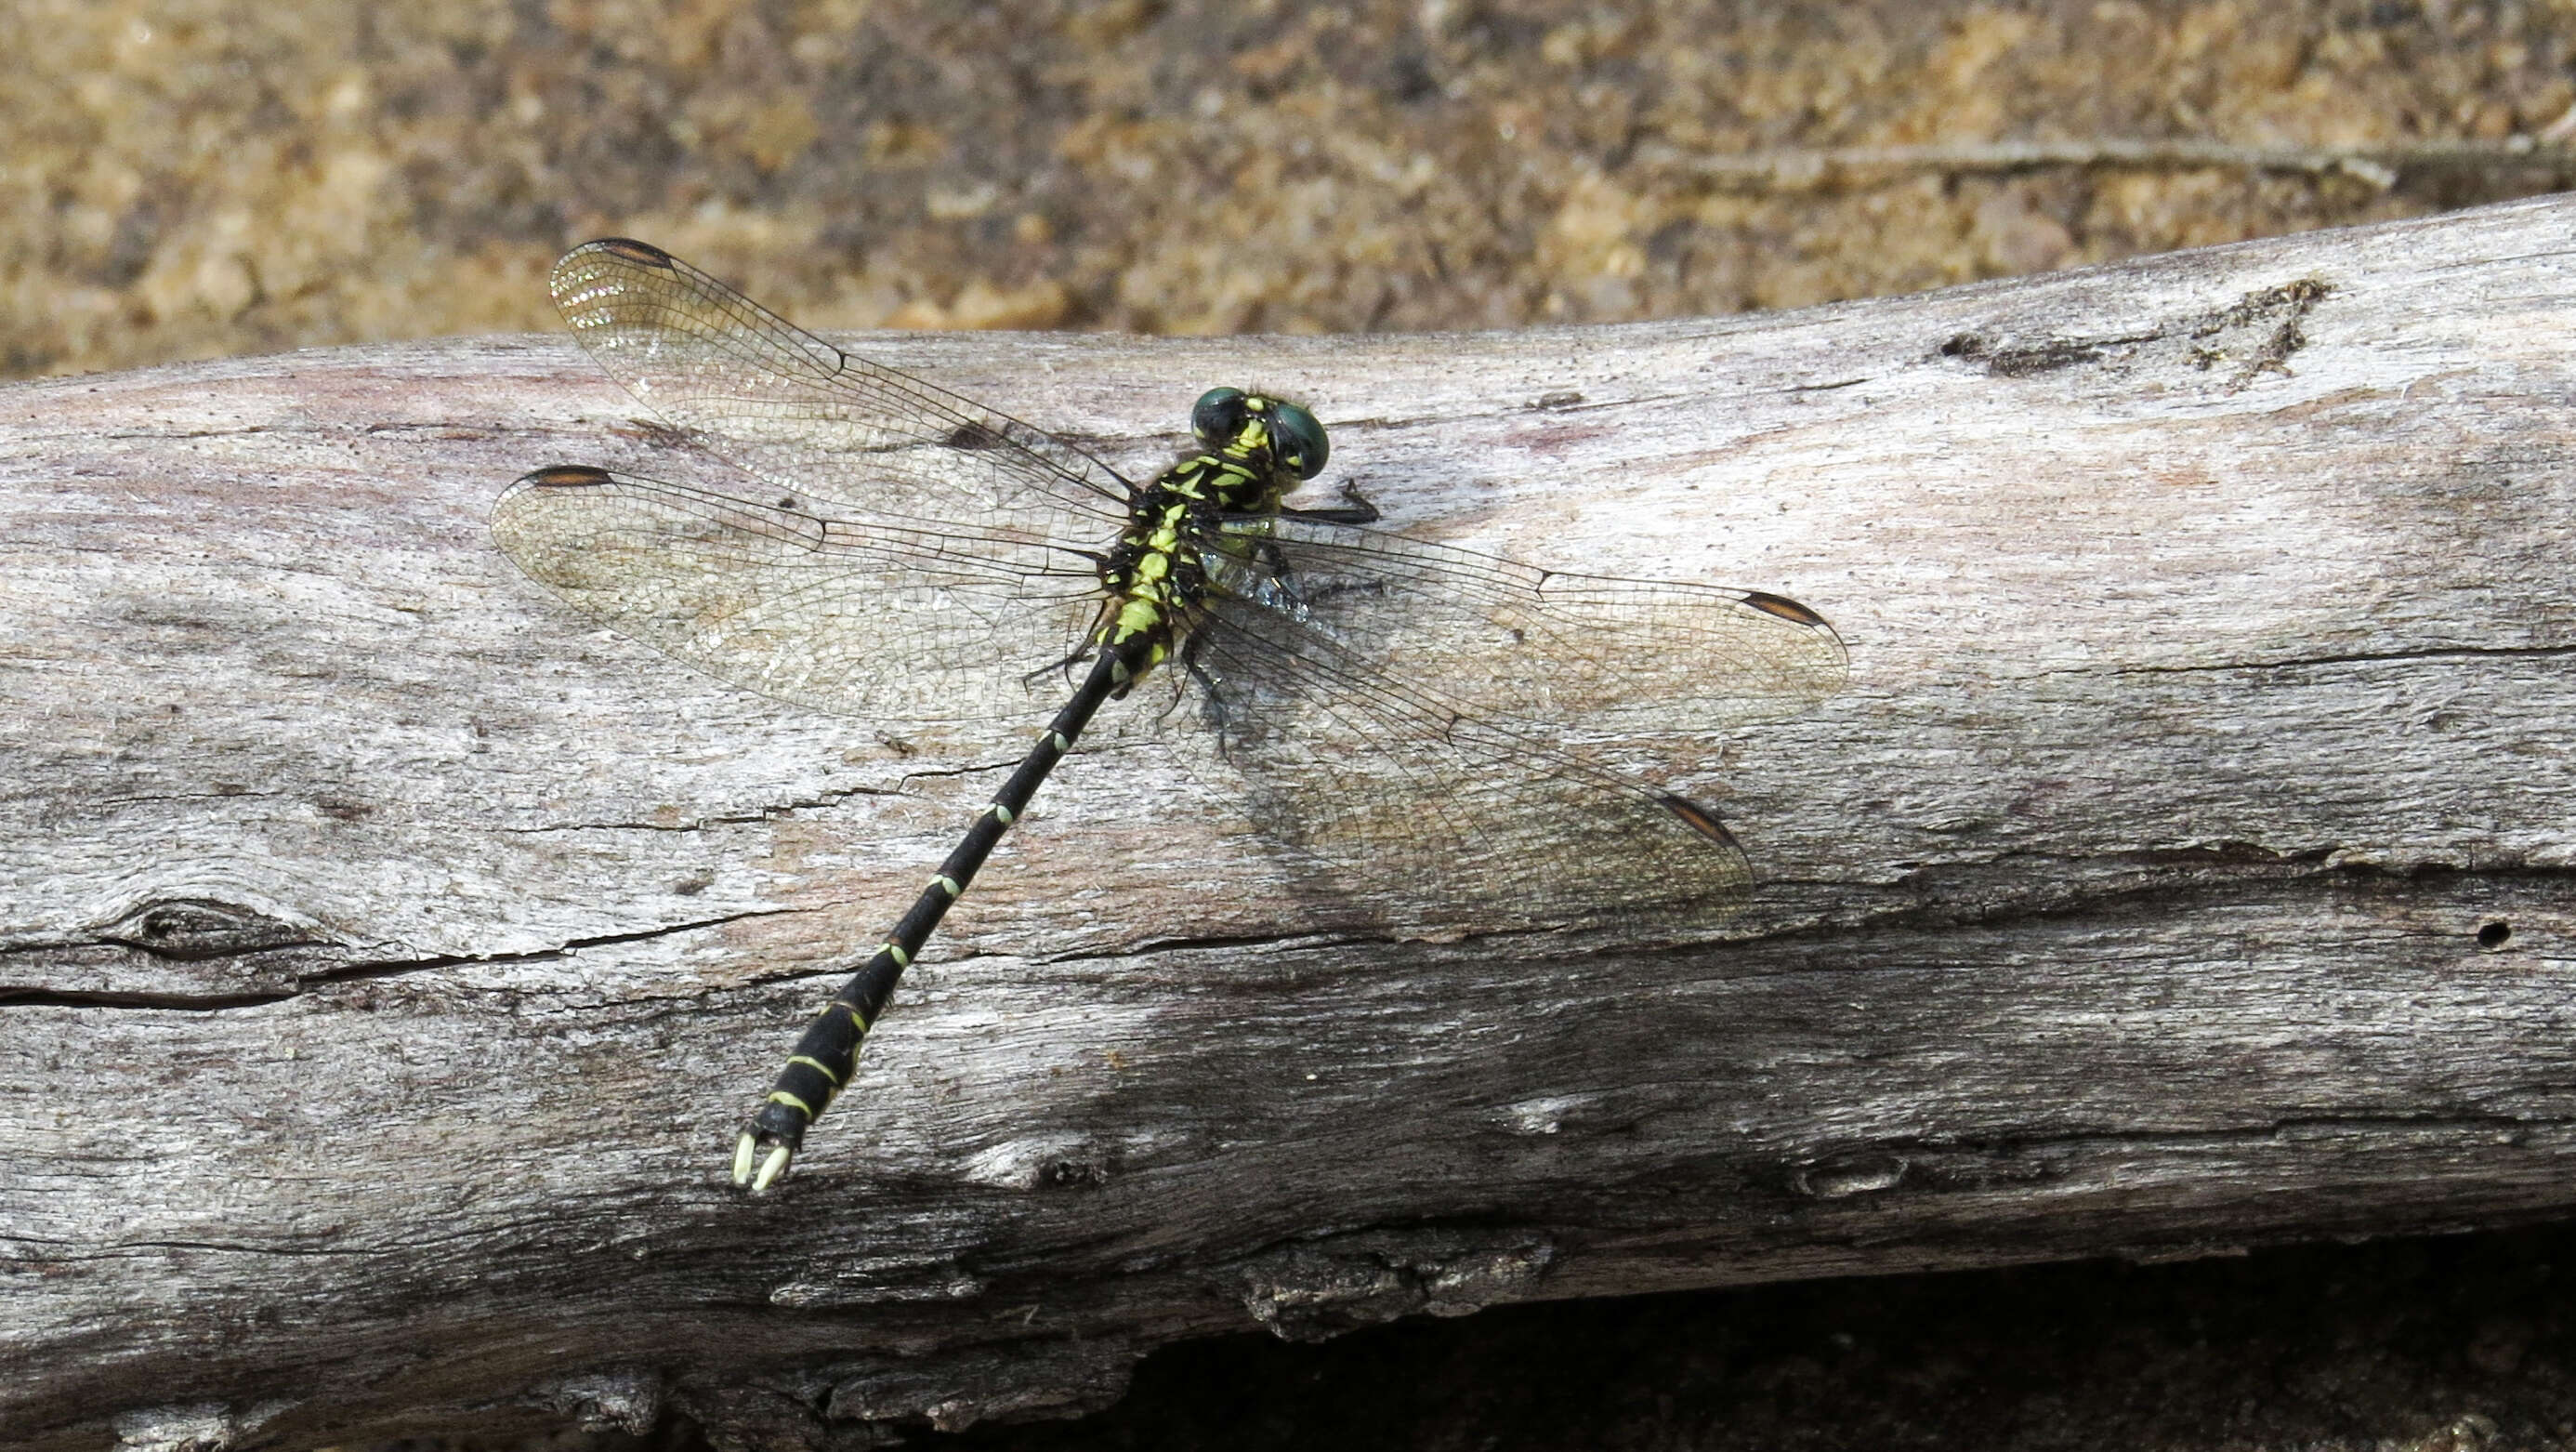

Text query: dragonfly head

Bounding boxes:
[1191,388,1330,494]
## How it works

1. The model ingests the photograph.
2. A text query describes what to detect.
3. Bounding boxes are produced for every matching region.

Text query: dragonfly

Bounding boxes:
[494,238,1847,1193]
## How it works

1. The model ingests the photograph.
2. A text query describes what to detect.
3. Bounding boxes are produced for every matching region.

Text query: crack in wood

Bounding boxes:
[2098,640,2576,676]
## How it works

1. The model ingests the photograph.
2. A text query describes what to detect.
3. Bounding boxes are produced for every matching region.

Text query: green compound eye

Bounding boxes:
[1191,388,1247,446]
[1272,401,1329,480]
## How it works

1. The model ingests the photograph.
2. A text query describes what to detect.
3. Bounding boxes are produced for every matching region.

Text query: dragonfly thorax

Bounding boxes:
[1091,461,1244,677]
[1091,389,1330,681]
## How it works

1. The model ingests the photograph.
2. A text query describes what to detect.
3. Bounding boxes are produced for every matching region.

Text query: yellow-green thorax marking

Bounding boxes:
[1090,389,1329,687]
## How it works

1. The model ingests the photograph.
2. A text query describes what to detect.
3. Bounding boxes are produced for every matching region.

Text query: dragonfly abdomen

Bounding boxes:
[733,638,1150,1192]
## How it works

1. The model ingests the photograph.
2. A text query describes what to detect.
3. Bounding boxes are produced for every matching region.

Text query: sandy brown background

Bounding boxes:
[16,2,2576,1449]
[13,0,2576,381]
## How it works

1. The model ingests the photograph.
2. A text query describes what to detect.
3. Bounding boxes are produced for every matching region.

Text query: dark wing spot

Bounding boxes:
[521,465,614,490]
[1657,794,1741,849]
[594,237,677,268]
[1741,590,1828,627]
[947,421,1005,450]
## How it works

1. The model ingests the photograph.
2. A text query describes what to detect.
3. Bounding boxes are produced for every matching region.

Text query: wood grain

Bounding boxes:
[7,194,2576,1451]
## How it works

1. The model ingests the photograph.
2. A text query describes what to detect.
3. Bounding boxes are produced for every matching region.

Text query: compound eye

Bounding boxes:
[1192,387,1248,446]
[1272,401,1330,480]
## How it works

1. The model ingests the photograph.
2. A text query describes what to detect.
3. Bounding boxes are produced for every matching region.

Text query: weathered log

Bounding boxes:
[7,194,2576,1452]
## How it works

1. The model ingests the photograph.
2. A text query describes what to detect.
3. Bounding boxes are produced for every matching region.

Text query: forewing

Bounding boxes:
[549,238,1132,542]
[493,466,1099,731]
[1219,516,1847,739]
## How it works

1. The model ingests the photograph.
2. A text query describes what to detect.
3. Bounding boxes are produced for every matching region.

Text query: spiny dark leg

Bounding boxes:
[1247,535,1297,587]
[1238,532,1381,614]
[1023,631,1108,693]
[1276,479,1381,526]
[733,643,1142,1192]
[1177,631,1240,760]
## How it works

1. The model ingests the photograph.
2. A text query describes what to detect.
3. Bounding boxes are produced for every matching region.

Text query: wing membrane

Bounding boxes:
[1169,592,1755,930]
[1143,515,1843,926]
[493,466,1098,729]
[1209,516,1847,735]
[549,238,1132,542]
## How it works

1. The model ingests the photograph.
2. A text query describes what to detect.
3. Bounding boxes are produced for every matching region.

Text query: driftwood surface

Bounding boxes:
[7,195,2576,1451]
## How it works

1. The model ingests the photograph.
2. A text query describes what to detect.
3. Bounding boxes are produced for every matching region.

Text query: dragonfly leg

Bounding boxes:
[1177,632,1243,761]
[1275,478,1380,525]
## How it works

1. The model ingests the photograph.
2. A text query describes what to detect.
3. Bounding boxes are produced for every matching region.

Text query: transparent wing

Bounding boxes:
[548,238,1133,543]
[1171,596,1755,931]
[493,466,1100,730]
[1147,521,1844,929]
[1211,516,1848,736]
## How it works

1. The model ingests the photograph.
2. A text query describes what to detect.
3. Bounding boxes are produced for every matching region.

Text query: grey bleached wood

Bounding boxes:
[7,194,2576,1452]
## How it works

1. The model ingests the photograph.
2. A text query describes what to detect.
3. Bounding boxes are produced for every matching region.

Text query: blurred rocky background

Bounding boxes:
[18,2,2576,1447]
[12,0,2576,378]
